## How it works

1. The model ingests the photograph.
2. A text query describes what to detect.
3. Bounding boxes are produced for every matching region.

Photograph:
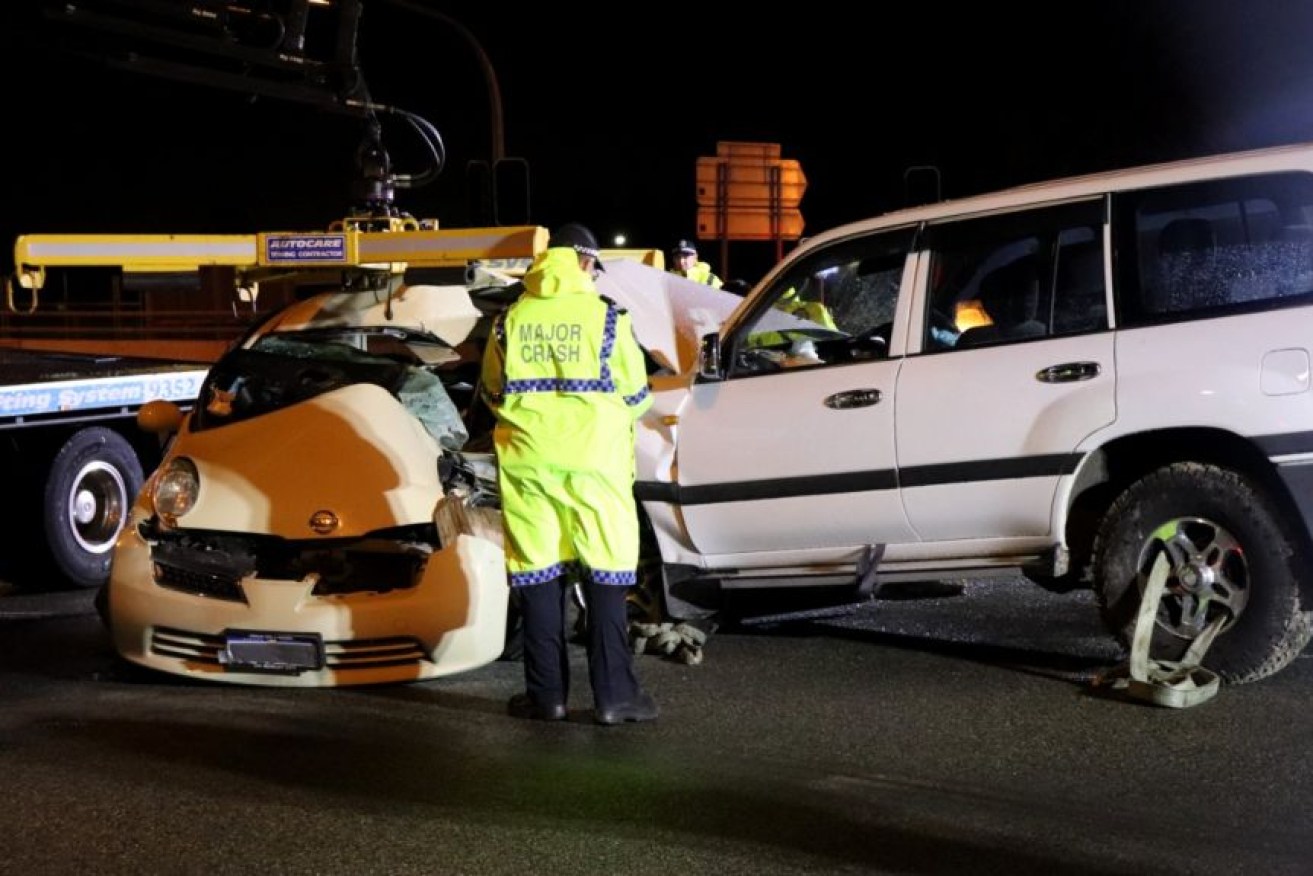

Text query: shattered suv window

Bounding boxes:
[733,227,915,372]
[1117,170,1313,325]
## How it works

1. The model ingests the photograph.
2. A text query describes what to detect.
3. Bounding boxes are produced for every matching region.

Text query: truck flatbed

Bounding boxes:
[0,348,209,428]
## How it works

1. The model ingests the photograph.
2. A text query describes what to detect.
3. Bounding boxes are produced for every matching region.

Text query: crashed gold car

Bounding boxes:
[102,270,512,686]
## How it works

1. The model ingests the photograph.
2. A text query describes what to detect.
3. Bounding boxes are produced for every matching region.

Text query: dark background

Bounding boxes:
[5,2,1313,283]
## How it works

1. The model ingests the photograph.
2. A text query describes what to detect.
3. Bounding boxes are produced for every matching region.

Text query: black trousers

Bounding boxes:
[519,577,641,709]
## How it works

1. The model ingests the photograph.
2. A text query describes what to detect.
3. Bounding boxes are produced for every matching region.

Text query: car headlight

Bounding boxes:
[153,457,200,521]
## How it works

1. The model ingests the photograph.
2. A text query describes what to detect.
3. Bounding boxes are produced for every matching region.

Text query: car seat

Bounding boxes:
[955,255,1046,347]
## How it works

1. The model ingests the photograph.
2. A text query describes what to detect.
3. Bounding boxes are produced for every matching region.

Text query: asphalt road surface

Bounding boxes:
[3,578,1313,875]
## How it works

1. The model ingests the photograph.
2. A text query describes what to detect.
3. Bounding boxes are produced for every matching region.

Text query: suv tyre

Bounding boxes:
[1092,462,1313,683]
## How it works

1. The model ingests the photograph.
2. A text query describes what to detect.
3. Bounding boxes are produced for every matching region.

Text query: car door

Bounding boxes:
[895,201,1117,541]
[671,228,919,560]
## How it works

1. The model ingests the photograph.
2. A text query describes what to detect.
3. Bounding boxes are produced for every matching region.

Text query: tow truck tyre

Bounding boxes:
[43,427,145,589]
[1091,461,1313,684]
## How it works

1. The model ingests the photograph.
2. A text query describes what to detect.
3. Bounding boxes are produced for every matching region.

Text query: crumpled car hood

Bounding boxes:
[259,283,483,349]
[166,382,443,538]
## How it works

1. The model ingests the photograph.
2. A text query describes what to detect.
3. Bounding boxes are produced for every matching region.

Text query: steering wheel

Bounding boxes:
[734,345,784,374]
[848,323,891,358]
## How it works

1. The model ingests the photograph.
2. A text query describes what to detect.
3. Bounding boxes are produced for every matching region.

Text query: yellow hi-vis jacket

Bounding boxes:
[778,286,837,330]
[673,260,724,288]
[749,286,840,348]
[480,247,653,587]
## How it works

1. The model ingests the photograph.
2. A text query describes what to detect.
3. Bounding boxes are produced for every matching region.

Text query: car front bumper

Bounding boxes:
[108,509,509,687]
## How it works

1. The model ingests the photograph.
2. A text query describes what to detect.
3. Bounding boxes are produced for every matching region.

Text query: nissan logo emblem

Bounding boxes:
[309,510,339,534]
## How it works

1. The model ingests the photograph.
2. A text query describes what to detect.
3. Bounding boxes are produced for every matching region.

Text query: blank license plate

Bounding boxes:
[219,631,324,674]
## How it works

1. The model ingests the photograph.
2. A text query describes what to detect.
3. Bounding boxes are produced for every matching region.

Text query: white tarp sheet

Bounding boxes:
[596,259,746,373]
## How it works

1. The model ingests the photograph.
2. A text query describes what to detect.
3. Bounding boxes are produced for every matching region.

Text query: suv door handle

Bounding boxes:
[1036,361,1101,383]
[824,388,883,409]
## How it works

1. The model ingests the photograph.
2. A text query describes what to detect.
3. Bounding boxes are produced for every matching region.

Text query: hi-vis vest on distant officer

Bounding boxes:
[669,238,723,288]
[480,234,653,586]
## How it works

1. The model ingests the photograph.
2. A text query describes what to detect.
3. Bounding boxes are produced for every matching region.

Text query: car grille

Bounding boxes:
[143,522,435,602]
[153,556,246,601]
[150,626,430,669]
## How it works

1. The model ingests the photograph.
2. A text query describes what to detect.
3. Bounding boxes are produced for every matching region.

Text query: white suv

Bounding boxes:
[634,141,1313,684]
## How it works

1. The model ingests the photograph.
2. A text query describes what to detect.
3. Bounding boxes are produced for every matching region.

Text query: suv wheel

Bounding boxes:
[1092,462,1313,683]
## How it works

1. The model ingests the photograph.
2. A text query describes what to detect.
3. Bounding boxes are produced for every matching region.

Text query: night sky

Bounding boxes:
[5,2,1313,283]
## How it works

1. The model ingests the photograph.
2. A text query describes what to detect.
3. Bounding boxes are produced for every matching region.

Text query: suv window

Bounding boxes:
[1114,171,1313,326]
[923,200,1107,352]
[728,227,915,374]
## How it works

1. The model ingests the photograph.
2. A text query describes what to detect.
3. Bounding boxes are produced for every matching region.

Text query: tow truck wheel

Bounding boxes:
[43,428,144,589]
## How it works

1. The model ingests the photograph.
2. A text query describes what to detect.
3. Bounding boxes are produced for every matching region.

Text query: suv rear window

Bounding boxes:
[1115,171,1313,325]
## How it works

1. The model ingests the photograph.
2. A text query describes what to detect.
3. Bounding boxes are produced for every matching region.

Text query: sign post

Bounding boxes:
[695,141,805,278]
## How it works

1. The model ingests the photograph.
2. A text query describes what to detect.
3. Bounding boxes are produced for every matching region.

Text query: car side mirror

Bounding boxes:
[697,332,724,381]
[138,399,184,435]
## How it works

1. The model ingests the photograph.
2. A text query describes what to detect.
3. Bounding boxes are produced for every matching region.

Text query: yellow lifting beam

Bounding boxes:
[7,221,550,313]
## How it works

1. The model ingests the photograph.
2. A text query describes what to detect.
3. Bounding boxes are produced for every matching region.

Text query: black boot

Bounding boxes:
[507,692,567,721]
[583,581,657,725]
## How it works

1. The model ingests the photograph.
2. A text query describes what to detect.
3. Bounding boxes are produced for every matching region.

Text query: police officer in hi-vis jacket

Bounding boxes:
[480,223,658,725]
[669,238,724,288]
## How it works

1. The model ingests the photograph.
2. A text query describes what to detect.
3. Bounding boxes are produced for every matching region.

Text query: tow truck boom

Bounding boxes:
[9,219,547,313]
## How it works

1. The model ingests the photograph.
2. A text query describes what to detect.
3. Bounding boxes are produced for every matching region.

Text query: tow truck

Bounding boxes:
[4,218,547,590]
[2,0,555,591]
